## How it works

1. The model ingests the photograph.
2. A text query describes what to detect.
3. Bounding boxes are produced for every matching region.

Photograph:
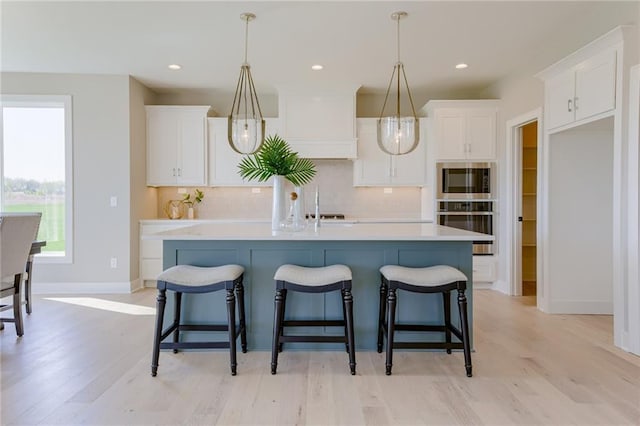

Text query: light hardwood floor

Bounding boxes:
[1,289,639,425]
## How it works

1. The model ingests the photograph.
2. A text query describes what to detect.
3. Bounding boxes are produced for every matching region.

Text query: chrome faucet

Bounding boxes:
[314,186,321,229]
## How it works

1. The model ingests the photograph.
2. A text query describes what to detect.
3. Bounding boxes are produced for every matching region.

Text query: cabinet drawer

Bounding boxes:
[141,239,162,258]
[472,257,495,282]
[141,259,163,280]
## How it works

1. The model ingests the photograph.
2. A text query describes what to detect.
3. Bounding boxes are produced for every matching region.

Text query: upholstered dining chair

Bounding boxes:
[0,212,42,336]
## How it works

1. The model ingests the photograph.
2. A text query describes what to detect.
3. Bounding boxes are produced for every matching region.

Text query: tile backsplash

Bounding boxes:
[157,160,424,220]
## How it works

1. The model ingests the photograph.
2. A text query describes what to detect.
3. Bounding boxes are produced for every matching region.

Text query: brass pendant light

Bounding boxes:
[228,12,265,155]
[377,11,419,155]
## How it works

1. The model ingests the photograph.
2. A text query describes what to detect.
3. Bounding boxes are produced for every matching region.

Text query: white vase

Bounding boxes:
[272,175,287,231]
[187,206,195,219]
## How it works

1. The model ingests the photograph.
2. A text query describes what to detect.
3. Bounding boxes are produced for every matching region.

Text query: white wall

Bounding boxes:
[1,72,137,292]
[479,74,545,292]
[128,77,158,285]
[547,120,614,313]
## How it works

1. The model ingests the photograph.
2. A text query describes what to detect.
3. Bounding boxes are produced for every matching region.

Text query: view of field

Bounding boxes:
[3,196,65,253]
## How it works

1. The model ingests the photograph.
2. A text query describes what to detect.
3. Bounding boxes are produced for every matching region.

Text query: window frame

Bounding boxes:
[1,94,74,264]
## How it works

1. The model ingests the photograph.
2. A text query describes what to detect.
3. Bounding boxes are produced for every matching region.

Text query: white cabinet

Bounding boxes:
[353,118,426,186]
[277,85,359,159]
[146,106,209,186]
[473,256,496,283]
[208,117,279,186]
[424,101,499,161]
[544,48,617,130]
[139,221,194,287]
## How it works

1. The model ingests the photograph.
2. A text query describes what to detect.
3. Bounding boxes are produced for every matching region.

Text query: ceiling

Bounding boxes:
[2,1,638,100]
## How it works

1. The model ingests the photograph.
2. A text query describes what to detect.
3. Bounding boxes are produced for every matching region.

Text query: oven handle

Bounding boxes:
[437,211,494,216]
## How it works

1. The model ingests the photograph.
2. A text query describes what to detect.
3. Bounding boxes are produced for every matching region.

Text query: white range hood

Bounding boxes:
[277,83,361,159]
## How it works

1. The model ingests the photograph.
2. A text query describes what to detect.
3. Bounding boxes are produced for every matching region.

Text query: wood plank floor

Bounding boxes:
[1,289,638,425]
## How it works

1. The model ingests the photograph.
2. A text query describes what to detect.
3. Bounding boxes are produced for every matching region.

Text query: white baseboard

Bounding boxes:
[473,282,493,290]
[549,299,613,314]
[490,279,510,294]
[32,281,137,294]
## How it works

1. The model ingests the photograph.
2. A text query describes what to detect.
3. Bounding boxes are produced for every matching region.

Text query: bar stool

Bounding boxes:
[151,264,246,376]
[377,265,472,377]
[271,264,356,375]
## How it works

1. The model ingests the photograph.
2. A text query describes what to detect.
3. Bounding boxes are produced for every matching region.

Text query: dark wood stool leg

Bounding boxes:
[385,288,397,375]
[341,288,349,352]
[278,289,287,353]
[172,292,182,353]
[226,289,237,376]
[271,289,285,374]
[443,291,452,354]
[25,258,34,314]
[235,280,247,353]
[151,289,167,377]
[457,288,472,377]
[343,288,356,375]
[377,278,387,353]
[12,275,24,336]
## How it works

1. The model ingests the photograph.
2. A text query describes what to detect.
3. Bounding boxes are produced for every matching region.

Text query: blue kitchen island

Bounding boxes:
[148,222,492,351]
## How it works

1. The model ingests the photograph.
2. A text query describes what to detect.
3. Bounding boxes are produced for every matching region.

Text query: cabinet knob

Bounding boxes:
[567,99,572,112]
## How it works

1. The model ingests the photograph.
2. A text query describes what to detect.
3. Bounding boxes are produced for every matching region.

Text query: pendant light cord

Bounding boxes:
[244,16,249,64]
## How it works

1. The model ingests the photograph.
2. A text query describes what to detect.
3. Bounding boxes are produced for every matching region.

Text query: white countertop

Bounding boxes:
[144,222,493,241]
[140,218,433,225]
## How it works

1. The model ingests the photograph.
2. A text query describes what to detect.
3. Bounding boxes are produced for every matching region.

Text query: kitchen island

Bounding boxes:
[146,222,493,350]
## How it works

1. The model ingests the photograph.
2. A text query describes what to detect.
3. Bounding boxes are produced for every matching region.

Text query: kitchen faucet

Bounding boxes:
[314,187,321,229]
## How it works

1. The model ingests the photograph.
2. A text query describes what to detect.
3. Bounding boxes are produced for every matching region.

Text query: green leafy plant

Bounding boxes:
[182,188,204,207]
[238,135,316,186]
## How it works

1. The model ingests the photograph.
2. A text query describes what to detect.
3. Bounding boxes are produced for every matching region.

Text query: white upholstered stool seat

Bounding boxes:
[274,264,352,286]
[379,265,467,287]
[151,263,247,377]
[271,264,356,375]
[377,264,472,377]
[158,264,244,289]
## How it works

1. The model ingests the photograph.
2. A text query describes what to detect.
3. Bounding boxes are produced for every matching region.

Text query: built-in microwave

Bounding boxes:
[437,162,494,200]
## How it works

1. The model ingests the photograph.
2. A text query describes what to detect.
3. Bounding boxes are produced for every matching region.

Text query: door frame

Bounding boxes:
[505,108,543,301]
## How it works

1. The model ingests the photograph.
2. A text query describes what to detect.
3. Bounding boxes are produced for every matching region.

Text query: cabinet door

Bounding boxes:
[177,112,206,186]
[466,109,496,160]
[353,119,393,186]
[392,120,427,185]
[208,117,272,186]
[545,70,576,130]
[147,109,178,186]
[575,49,617,122]
[435,109,466,160]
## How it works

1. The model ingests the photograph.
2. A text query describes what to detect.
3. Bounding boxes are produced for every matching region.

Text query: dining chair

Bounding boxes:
[0,212,42,336]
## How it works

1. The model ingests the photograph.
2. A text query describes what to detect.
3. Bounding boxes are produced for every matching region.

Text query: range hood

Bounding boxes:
[277,84,361,159]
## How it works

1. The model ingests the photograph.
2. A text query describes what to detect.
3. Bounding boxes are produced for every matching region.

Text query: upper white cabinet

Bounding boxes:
[544,49,617,130]
[353,118,426,186]
[146,105,209,186]
[278,84,360,159]
[208,117,278,186]
[423,100,499,161]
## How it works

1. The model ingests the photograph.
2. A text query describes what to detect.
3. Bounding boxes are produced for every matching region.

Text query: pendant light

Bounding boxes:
[377,11,419,155]
[228,12,265,155]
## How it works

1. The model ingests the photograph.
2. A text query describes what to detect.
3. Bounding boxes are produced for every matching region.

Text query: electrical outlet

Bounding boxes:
[177,187,187,194]
[251,188,261,194]
[383,187,393,194]
[110,196,117,207]
[110,257,117,268]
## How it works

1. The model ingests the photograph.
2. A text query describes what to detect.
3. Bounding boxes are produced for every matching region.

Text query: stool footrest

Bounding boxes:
[393,324,447,332]
[393,342,464,350]
[160,341,230,350]
[279,335,347,344]
[179,324,230,332]
[283,320,344,327]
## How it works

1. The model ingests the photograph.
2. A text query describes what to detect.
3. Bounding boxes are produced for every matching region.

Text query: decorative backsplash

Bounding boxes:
[157,160,423,220]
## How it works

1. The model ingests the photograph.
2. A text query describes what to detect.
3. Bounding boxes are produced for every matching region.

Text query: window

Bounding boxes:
[1,95,73,262]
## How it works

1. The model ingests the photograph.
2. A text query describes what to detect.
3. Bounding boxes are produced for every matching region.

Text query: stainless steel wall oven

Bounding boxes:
[437,162,493,200]
[436,162,495,255]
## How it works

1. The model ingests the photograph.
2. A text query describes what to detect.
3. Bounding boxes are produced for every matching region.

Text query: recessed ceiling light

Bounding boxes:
[168,64,182,70]
[455,63,468,70]
[311,64,324,71]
